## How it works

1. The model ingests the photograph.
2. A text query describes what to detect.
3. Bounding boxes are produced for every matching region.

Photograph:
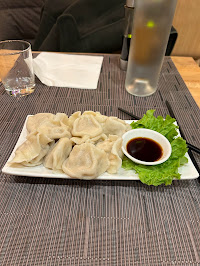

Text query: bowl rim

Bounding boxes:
[122,128,172,165]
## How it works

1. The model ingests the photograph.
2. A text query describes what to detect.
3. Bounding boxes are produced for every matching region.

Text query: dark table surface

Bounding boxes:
[0,55,200,265]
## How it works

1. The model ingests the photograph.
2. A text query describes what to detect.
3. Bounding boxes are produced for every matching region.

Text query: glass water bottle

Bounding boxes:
[125,0,177,96]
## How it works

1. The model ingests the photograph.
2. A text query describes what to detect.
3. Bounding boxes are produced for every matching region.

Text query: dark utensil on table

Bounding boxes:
[118,107,140,120]
[165,101,200,175]
[165,101,200,154]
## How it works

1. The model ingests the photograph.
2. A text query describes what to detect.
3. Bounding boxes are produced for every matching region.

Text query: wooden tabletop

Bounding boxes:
[171,56,200,108]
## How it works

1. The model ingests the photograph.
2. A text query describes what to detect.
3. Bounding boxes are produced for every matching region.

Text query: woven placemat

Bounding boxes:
[0,55,200,265]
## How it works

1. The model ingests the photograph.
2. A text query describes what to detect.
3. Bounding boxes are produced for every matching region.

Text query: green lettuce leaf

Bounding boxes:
[122,110,188,186]
[131,110,179,142]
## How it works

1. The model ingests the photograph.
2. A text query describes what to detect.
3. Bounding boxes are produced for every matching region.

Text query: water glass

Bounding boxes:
[0,40,35,97]
[125,0,177,97]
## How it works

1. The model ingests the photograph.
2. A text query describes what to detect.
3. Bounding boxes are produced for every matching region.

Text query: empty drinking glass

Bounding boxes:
[0,40,35,97]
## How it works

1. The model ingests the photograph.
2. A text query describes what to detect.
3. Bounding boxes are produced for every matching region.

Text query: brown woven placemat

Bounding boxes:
[0,55,200,265]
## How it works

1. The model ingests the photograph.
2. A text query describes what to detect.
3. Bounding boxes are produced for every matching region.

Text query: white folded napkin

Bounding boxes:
[33,52,103,89]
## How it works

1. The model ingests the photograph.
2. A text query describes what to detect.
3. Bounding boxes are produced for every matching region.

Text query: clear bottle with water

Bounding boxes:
[125,0,177,97]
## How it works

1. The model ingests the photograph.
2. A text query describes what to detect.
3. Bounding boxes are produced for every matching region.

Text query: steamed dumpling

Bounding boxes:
[71,114,104,144]
[82,111,131,137]
[72,115,102,137]
[68,111,81,130]
[82,111,107,123]
[26,113,55,133]
[53,113,69,127]
[22,144,50,167]
[102,117,131,137]
[37,120,71,140]
[62,143,109,179]
[27,113,71,139]
[96,135,123,174]
[9,133,52,167]
[44,137,72,171]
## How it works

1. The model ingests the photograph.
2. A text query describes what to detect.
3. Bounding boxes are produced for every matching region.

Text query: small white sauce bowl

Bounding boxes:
[122,128,172,165]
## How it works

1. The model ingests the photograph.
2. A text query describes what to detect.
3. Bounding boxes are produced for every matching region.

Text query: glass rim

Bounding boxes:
[0,40,31,56]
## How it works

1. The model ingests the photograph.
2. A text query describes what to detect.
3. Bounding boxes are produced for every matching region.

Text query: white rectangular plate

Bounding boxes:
[2,116,199,180]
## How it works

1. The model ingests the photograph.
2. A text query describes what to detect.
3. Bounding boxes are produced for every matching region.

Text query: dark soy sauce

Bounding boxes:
[127,137,163,162]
